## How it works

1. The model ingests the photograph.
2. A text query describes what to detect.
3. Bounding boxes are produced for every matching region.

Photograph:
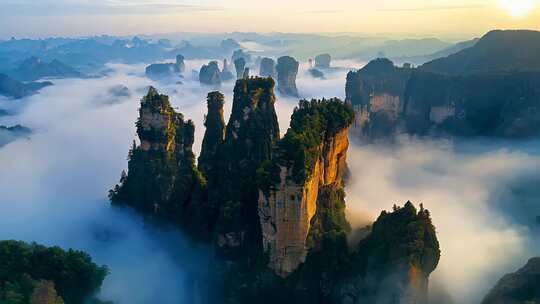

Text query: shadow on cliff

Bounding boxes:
[345,137,540,304]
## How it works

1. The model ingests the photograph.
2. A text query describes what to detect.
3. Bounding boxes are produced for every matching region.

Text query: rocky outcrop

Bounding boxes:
[234,58,246,79]
[333,202,440,304]
[198,91,225,177]
[232,49,251,65]
[482,257,540,304]
[30,281,64,304]
[276,56,299,97]
[403,70,540,137]
[221,59,234,81]
[145,63,179,80]
[259,57,276,78]
[0,73,52,99]
[346,48,540,141]
[258,98,354,277]
[110,81,442,304]
[176,54,186,74]
[199,61,222,87]
[109,87,205,223]
[0,124,32,147]
[209,77,280,260]
[315,54,331,69]
[345,58,412,142]
[145,54,184,80]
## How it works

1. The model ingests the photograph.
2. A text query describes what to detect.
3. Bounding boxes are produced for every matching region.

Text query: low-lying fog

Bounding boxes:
[0,59,538,304]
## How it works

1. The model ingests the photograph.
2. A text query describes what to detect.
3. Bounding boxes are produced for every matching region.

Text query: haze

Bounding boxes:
[1,0,540,39]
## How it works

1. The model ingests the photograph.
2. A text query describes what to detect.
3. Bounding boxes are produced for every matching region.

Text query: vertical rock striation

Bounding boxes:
[276,56,299,97]
[257,98,354,277]
[345,58,412,142]
[209,77,280,261]
[109,87,205,226]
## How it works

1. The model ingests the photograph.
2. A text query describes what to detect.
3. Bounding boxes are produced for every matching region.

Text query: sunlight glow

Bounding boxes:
[498,0,537,17]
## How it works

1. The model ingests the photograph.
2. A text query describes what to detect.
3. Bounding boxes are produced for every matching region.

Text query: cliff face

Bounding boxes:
[276,56,299,97]
[110,82,441,304]
[258,99,354,277]
[198,91,225,177]
[209,77,280,260]
[404,71,540,137]
[346,54,540,141]
[482,257,540,304]
[333,202,440,304]
[259,57,276,78]
[345,58,412,142]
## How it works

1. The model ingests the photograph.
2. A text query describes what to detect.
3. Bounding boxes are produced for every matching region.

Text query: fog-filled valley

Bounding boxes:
[1,29,540,304]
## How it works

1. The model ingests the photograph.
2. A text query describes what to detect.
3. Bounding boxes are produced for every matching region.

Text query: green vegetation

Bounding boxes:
[259,98,354,187]
[0,240,108,304]
[109,87,206,231]
[352,201,440,276]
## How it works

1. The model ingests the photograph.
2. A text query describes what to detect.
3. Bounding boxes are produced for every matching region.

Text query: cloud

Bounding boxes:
[345,137,540,303]
[0,0,223,17]
[378,3,487,12]
[0,53,538,304]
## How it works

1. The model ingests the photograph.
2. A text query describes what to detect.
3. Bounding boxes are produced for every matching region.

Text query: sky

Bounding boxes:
[0,0,539,39]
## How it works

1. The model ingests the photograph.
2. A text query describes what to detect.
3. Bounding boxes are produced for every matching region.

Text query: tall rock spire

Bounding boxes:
[276,56,299,97]
[198,91,225,177]
[209,77,280,261]
[257,98,355,277]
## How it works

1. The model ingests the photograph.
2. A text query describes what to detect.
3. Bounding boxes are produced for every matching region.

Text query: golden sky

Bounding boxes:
[1,0,539,39]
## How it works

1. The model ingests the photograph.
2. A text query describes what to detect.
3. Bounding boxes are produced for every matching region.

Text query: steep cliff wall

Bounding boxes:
[346,56,540,141]
[404,71,540,137]
[109,84,443,304]
[258,99,354,277]
[209,77,280,261]
[198,91,225,177]
[345,58,412,142]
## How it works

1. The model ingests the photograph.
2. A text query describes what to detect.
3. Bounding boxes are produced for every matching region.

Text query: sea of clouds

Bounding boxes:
[0,57,538,304]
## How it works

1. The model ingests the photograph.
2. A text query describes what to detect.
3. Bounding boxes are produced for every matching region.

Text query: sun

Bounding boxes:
[498,0,537,17]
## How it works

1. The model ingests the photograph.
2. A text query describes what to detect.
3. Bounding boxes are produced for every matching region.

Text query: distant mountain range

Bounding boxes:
[393,38,479,66]
[422,30,540,75]
[8,57,83,81]
[0,73,52,99]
